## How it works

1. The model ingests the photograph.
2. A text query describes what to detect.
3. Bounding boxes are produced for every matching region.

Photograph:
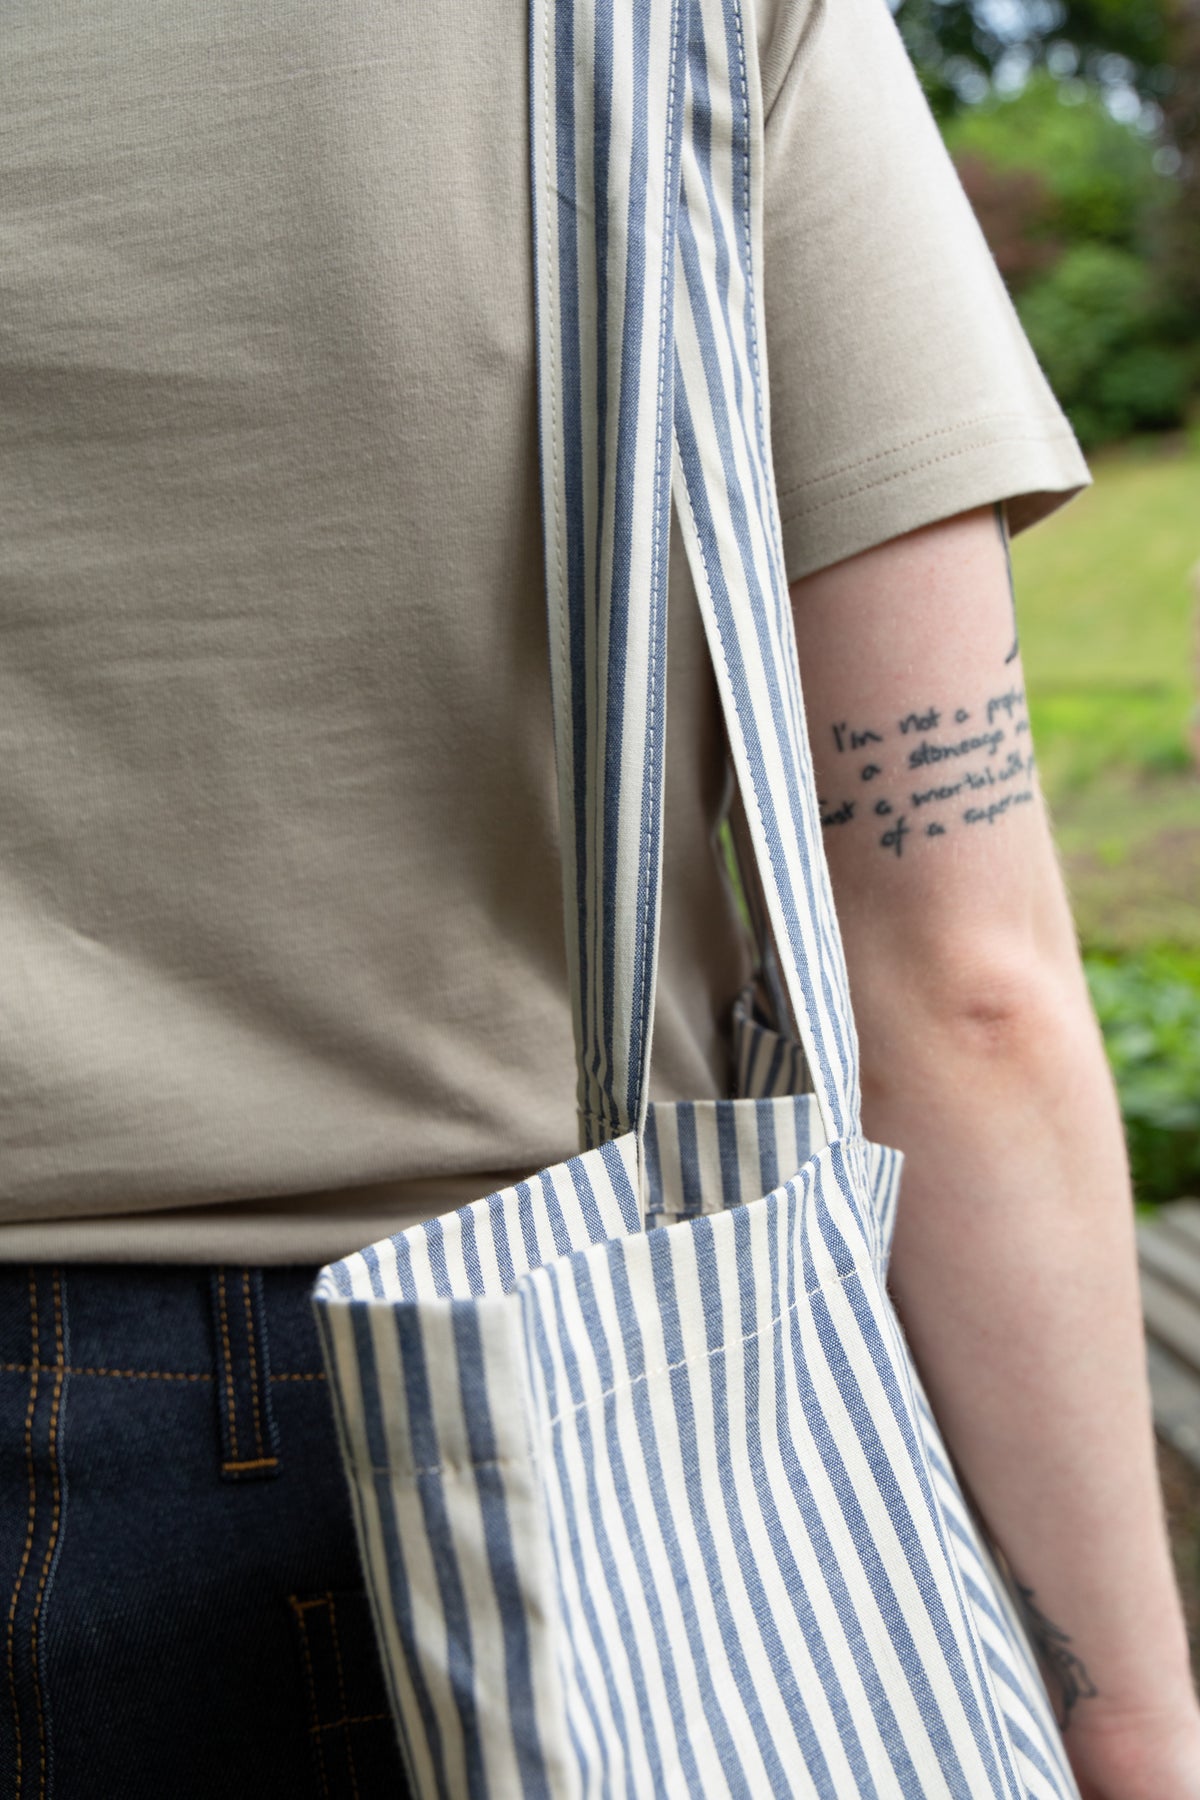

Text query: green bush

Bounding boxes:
[1016,245,1193,444]
[1085,949,1200,1204]
[943,73,1166,252]
[1095,343,1197,432]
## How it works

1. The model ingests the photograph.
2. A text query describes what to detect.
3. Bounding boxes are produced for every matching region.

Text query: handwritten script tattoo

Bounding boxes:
[1017,1584,1098,1729]
[832,723,882,752]
[817,680,1036,858]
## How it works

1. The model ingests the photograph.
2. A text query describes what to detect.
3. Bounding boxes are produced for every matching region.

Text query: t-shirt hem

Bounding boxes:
[0,1170,545,1267]
[777,414,1091,584]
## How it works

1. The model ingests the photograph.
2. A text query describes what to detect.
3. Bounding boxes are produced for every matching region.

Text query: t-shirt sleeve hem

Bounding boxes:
[777,413,1092,584]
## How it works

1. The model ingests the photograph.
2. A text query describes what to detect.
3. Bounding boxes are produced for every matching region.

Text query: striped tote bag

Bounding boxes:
[312,0,1079,1791]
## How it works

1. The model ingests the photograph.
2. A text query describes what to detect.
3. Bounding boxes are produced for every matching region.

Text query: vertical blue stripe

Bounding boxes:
[599,1134,643,1232]
[521,1286,612,1790]
[796,1157,1010,1793]
[725,1200,886,1795]
[568,1151,614,1246]
[393,1305,490,1795]
[539,1168,576,1259]
[605,1243,756,1796]
[534,1271,640,1786]
[813,1150,1023,1794]
[515,1181,543,1279]
[423,1217,454,1299]
[715,1100,742,1211]
[460,1208,486,1297]
[676,1101,703,1215]
[644,1108,666,1220]
[569,1253,708,1788]
[756,1097,778,1197]
[688,1214,829,1789]
[771,1180,923,1790]
[487,1193,518,1293]
[453,1303,552,1797]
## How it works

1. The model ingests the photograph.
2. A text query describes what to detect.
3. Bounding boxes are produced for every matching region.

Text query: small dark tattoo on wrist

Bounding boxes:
[1016,1583,1099,1729]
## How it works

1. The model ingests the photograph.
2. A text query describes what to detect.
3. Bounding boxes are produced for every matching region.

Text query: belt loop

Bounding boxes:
[209,1268,280,1482]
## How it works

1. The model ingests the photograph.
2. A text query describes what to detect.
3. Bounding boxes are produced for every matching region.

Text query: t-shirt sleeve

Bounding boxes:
[760,0,1091,582]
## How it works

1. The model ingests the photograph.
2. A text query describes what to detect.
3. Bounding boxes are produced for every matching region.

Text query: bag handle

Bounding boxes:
[531,0,860,1153]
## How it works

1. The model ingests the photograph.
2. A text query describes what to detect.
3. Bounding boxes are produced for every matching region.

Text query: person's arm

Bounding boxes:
[789,503,1200,1800]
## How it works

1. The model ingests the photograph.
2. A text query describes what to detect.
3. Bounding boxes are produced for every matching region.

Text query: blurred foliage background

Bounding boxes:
[889,0,1200,1201]
[892,0,1200,447]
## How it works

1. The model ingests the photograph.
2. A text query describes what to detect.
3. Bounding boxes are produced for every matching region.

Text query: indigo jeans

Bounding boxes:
[0,1263,411,1799]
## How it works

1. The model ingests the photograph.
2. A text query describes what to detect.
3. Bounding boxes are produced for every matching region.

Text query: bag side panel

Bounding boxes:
[315,1290,579,1797]
[518,1131,1059,1796]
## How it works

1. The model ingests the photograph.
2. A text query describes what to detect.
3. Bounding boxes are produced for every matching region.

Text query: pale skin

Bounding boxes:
[789,504,1200,1798]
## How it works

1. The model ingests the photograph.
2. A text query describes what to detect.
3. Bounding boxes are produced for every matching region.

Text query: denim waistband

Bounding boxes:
[0,1263,324,1483]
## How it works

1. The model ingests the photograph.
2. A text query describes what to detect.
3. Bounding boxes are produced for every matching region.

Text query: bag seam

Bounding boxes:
[359,1260,876,1477]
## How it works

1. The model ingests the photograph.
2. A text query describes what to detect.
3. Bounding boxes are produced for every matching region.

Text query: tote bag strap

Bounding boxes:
[531,0,860,1153]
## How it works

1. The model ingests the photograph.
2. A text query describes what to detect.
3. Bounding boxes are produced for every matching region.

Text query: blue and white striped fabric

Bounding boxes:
[312,0,1079,1791]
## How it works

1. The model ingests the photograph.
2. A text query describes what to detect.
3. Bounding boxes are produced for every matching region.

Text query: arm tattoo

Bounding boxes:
[816,553,1035,858]
[1016,1583,1099,1730]
[817,684,1036,857]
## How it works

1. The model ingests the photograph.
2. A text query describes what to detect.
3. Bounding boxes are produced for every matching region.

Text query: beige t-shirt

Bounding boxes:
[0,0,1088,1262]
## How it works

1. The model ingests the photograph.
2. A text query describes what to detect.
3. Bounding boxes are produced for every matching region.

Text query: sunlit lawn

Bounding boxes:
[1012,432,1200,950]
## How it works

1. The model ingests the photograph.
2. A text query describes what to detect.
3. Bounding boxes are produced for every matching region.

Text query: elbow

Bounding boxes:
[855,930,1095,1088]
[934,944,1065,1056]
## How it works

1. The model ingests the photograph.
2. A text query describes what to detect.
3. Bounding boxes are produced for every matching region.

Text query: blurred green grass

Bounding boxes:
[1011,433,1199,951]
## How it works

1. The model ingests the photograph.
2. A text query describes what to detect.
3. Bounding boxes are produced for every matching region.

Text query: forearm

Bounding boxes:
[859,924,1194,1746]
[789,505,1200,1792]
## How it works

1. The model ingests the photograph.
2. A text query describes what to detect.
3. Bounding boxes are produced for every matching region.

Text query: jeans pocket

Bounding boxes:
[288,1589,408,1799]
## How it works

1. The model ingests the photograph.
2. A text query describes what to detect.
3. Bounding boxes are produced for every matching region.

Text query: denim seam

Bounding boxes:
[289,1598,332,1799]
[326,1594,360,1800]
[0,1364,323,1383]
[312,1714,390,1733]
[216,1270,240,1467]
[30,1274,64,1800]
[242,1273,268,1464]
[6,1275,40,1800]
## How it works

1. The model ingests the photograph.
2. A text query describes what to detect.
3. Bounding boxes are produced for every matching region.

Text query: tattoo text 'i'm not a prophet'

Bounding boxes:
[818,687,1035,858]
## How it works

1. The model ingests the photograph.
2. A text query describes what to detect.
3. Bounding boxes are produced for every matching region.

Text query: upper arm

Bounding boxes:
[789,505,1082,1035]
